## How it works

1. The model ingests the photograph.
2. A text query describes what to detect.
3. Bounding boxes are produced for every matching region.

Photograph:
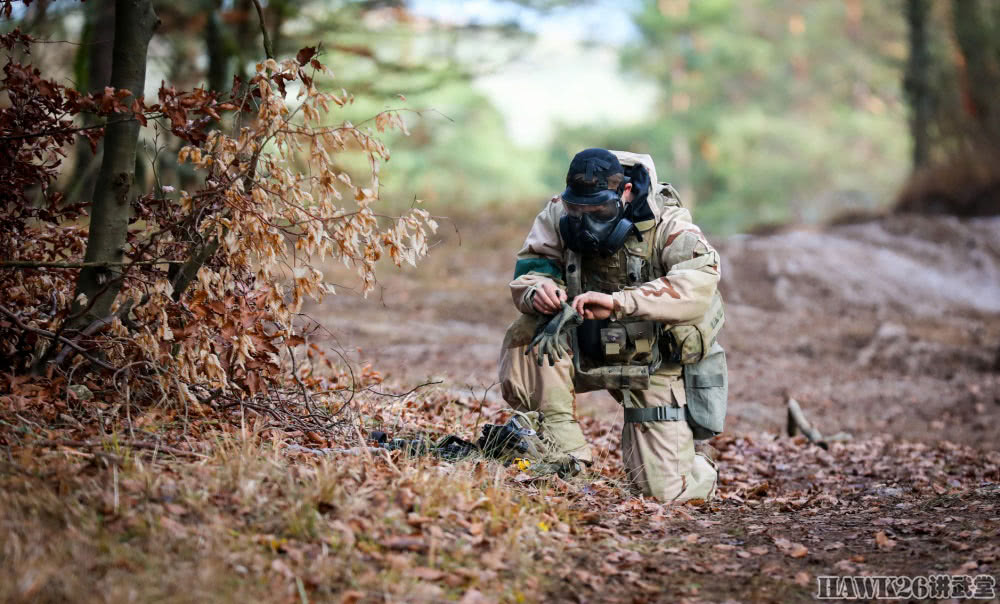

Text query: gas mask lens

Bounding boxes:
[562,198,620,221]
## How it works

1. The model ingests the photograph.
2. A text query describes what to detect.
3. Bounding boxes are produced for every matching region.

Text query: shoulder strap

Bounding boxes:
[649,219,667,279]
[565,250,582,299]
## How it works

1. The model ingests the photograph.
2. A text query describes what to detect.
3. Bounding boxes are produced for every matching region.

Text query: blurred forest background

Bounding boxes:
[8,0,999,235]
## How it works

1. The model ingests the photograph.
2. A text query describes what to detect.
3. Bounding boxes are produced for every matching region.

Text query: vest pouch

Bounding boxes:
[600,324,630,363]
[663,291,725,364]
[600,320,659,365]
[683,342,728,440]
[574,364,650,393]
[667,325,705,364]
[624,320,657,364]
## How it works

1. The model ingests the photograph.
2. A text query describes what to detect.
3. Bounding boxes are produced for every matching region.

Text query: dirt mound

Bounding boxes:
[718,214,1000,317]
[716,213,1000,447]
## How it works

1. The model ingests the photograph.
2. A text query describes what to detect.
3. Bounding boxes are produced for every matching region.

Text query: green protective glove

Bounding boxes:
[525,302,583,367]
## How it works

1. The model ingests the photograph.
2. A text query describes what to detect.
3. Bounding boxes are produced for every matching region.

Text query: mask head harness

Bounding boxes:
[558,148,637,256]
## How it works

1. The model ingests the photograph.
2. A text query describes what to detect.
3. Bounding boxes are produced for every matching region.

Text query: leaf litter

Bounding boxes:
[1,375,997,603]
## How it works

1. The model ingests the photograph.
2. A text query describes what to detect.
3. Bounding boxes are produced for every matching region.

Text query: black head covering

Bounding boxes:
[561,148,625,206]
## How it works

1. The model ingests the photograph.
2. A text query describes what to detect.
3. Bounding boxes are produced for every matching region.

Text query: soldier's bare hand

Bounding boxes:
[572,291,614,320]
[532,282,567,315]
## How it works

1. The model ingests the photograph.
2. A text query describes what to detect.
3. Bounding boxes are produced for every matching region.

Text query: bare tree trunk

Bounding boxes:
[69,0,115,205]
[904,0,931,169]
[205,0,232,95]
[952,0,999,139]
[72,0,159,327]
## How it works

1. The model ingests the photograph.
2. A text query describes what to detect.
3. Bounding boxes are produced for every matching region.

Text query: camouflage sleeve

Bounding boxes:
[509,200,567,315]
[610,211,720,324]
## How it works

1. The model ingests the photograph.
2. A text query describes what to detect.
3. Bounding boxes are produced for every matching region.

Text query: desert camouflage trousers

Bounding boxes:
[498,316,717,502]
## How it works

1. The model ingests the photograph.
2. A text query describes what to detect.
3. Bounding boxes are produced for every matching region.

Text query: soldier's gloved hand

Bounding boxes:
[530,281,567,315]
[525,302,583,366]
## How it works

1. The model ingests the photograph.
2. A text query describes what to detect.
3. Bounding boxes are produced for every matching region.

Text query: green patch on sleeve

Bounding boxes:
[513,257,563,281]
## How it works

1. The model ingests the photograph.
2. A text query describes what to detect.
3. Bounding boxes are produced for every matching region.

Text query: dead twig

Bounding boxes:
[0,259,183,269]
[786,398,853,450]
[52,314,117,367]
[249,0,274,60]
[0,305,117,372]
[364,380,443,398]
[29,439,206,459]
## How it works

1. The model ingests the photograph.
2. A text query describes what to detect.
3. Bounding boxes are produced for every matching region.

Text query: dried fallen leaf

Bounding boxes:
[159,515,187,538]
[270,558,294,579]
[339,590,364,604]
[773,537,808,558]
[481,549,507,571]
[634,579,662,593]
[875,530,896,550]
[794,571,810,586]
[407,513,433,527]
[164,502,186,516]
[382,536,428,553]
[461,496,489,512]
[330,520,355,550]
[410,567,445,581]
[458,588,494,604]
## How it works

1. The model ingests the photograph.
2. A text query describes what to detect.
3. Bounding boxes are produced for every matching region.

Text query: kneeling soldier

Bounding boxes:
[498,148,727,502]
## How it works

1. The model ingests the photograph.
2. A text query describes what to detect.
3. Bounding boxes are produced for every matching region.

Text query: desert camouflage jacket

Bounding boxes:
[509,152,720,327]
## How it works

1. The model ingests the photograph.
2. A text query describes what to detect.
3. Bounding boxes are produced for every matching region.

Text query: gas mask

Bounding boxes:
[559,189,636,257]
[558,148,645,256]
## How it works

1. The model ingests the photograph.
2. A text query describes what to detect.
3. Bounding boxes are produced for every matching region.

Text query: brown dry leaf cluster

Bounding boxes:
[1,41,437,438]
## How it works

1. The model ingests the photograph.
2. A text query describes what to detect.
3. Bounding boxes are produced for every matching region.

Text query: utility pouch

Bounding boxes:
[683,342,728,440]
[662,291,725,364]
[600,324,629,359]
[572,364,650,393]
[624,321,657,360]
[599,320,658,364]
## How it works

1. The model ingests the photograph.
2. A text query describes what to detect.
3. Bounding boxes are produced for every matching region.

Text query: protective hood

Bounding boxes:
[609,150,662,220]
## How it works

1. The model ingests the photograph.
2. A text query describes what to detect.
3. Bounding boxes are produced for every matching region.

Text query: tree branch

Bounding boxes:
[0,259,183,269]
[0,117,130,142]
[0,305,117,372]
[52,314,117,367]
[249,0,274,60]
[786,398,824,444]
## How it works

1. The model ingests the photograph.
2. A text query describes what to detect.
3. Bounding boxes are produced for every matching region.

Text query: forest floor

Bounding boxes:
[2,207,999,603]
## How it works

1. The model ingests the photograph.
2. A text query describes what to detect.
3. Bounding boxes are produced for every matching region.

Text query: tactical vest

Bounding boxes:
[564,185,725,398]
[564,218,656,386]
